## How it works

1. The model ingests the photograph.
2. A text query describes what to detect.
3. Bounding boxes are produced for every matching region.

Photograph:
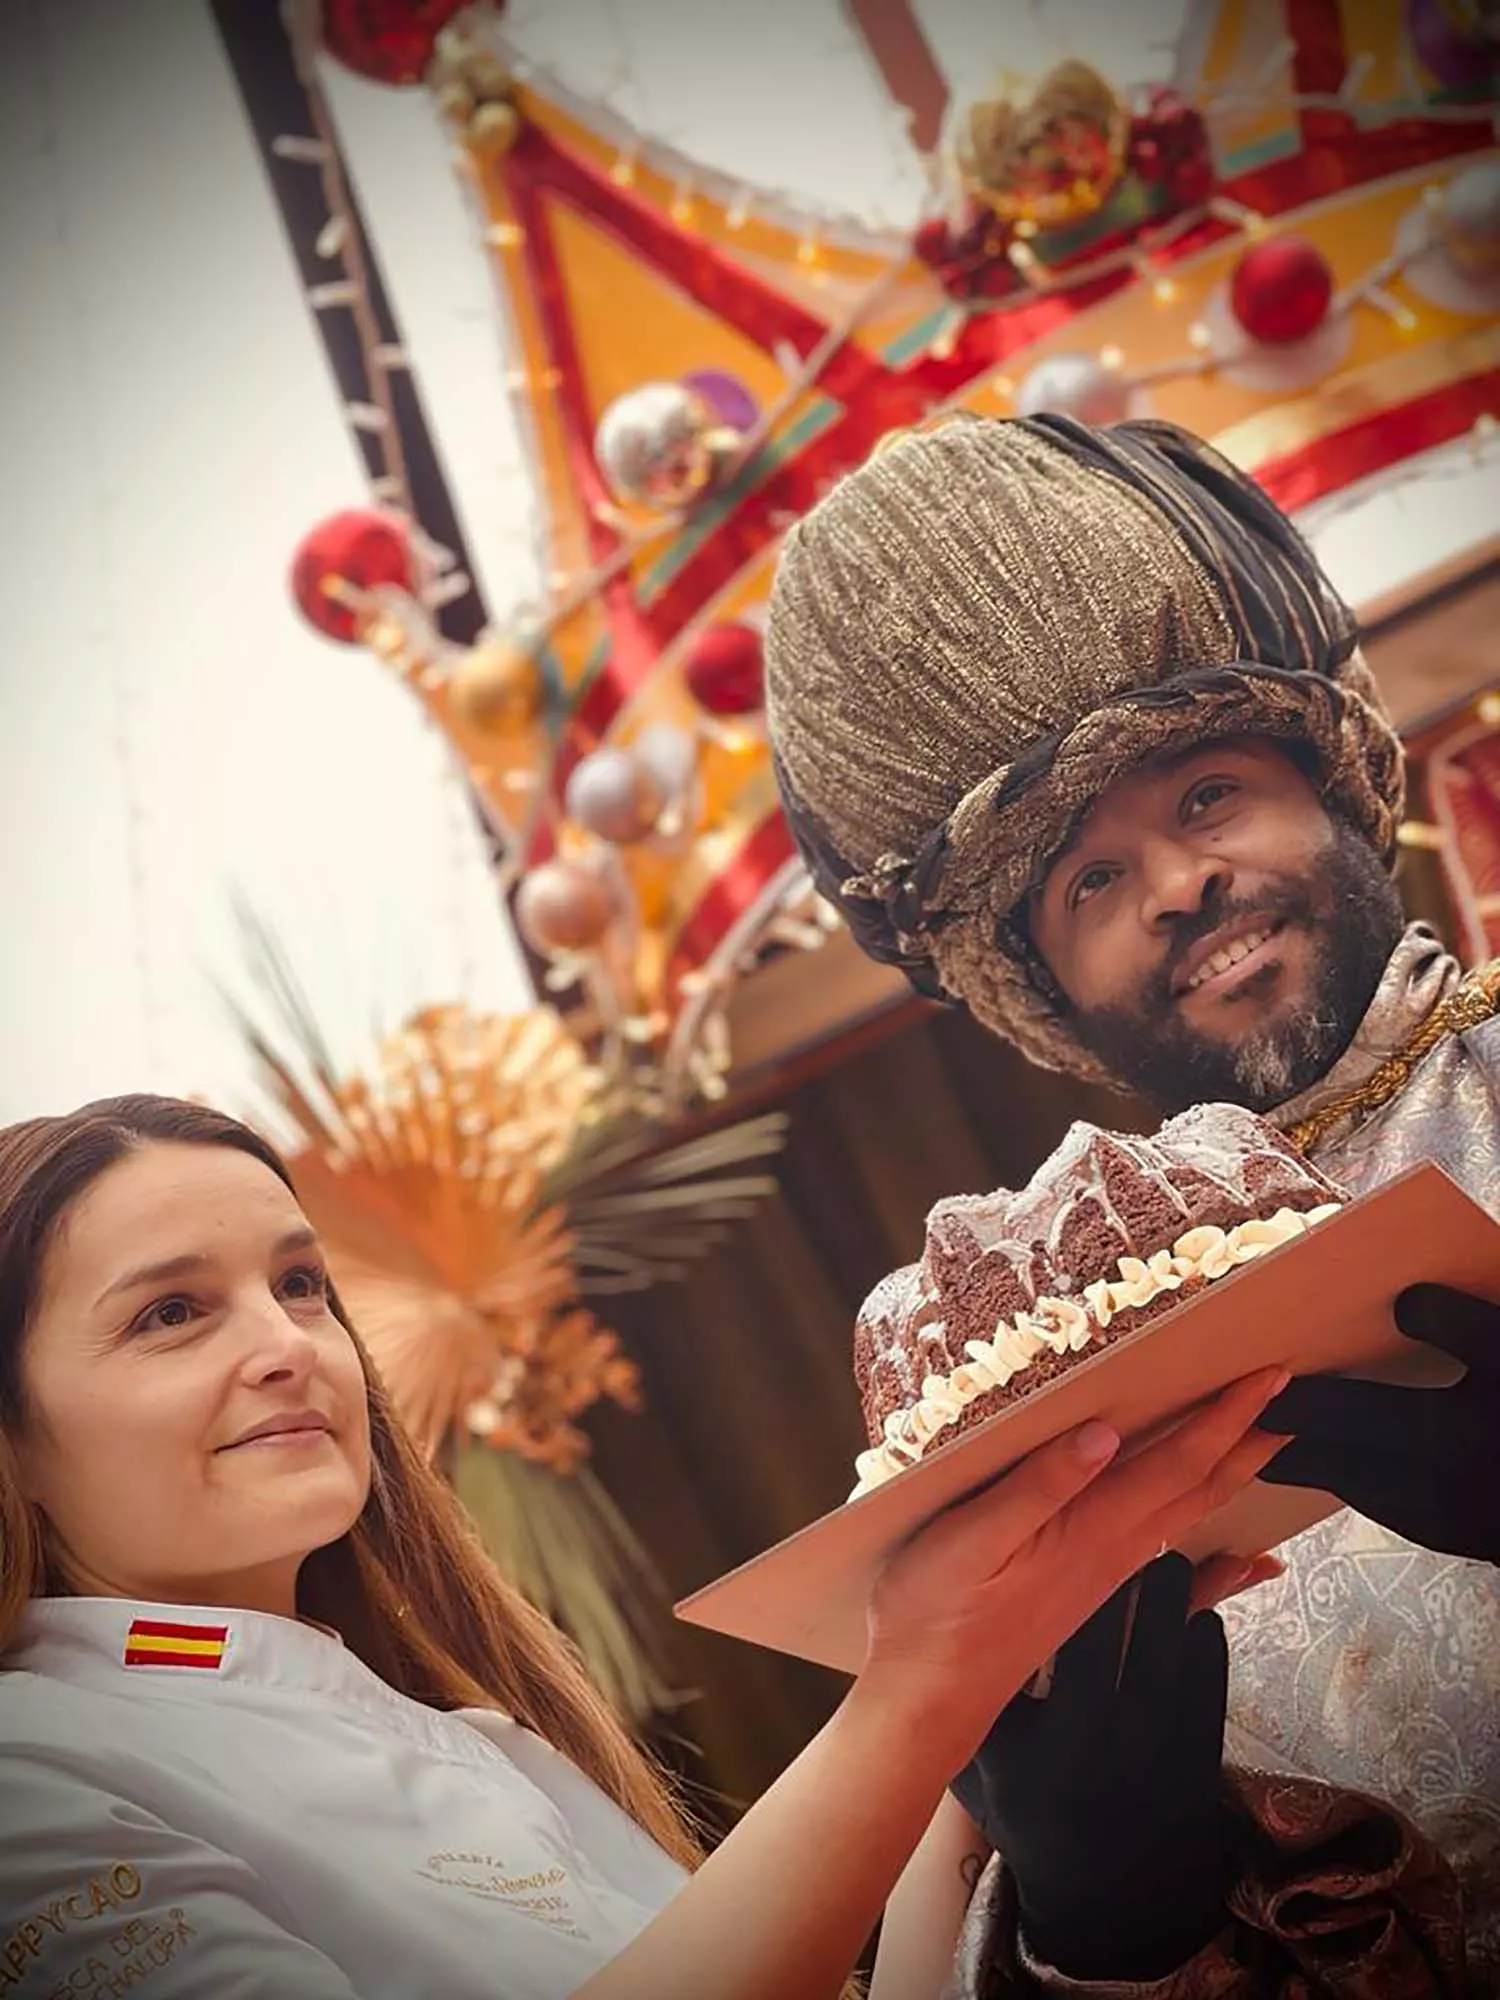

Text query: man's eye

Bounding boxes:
[1069,865,1116,911]
[1185,779,1237,817]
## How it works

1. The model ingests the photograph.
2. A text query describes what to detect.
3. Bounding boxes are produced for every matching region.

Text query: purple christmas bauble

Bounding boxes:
[681,369,760,434]
[1405,0,1497,91]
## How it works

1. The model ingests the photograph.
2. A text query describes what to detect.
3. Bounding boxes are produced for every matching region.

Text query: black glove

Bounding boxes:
[1262,1282,1500,1564]
[950,1553,1233,1982]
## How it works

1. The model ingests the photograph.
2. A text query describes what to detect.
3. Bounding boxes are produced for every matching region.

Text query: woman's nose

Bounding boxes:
[239,1295,320,1385]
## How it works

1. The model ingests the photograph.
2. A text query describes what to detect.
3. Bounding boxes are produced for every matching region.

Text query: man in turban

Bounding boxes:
[766,415,1500,1994]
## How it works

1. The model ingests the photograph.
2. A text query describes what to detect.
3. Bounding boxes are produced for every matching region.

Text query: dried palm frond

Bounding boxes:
[546,1111,788,1293]
[453,1446,680,1724]
[225,912,787,1456]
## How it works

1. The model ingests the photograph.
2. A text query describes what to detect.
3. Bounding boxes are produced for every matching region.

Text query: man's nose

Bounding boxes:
[1138,833,1230,930]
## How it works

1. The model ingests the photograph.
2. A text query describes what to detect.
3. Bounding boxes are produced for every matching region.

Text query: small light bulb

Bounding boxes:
[1098,344,1125,372]
[1152,276,1178,306]
[1188,321,1213,351]
[609,155,636,187]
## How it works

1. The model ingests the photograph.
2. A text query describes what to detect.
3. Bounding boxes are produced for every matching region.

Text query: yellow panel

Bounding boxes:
[1195,0,1303,168]
[542,198,794,428]
[1209,321,1500,470]
[1338,0,1424,110]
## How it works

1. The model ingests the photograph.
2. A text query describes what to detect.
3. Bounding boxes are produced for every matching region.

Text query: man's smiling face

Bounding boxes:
[1027,737,1405,1113]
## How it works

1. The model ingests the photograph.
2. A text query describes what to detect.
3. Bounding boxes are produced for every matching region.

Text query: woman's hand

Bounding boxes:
[859,1364,1289,1775]
[577,1366,1287,2000]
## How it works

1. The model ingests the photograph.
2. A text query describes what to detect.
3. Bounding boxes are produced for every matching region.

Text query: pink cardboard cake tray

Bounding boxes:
[676,1162,1500,1676]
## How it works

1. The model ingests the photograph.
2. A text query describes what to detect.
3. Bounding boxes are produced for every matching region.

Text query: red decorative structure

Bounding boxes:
[288,1,1500,1094]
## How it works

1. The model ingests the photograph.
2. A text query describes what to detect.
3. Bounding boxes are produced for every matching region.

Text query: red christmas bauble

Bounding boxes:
[1229,236,1334,346]
[1129,88,1215,211]
[290,510,414,642]
[683,622,765,717]
[914,217,957,268]
[913,208,1011,301]
[319,0,474,86]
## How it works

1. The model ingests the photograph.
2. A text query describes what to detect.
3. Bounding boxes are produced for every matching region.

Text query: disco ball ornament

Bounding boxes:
[594,384,732,510]
[289,510,414,643]
[1014,351,1131,424]
[1436,159,1500,276]
[515,858,619,955]
[958,60,1129,228]
[447,635,544,736]
[683,623,765,717]
[564,746,667,845]
[318,0,472,85]
[1229,237,1335,346]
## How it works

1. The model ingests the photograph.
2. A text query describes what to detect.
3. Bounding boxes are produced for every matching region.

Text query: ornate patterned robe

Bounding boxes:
[954,925,1498,1998]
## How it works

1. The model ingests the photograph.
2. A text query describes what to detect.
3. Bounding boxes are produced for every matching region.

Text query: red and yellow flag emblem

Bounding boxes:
[123,1618,228,1671]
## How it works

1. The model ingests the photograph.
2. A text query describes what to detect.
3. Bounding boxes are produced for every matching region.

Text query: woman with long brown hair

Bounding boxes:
[0,1093,1287,2000]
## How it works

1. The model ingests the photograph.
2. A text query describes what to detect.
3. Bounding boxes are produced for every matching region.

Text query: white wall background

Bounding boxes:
[2,0,1493,1126]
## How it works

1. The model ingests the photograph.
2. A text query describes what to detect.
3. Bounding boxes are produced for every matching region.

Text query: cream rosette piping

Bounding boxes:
[850,1204,1342,1498]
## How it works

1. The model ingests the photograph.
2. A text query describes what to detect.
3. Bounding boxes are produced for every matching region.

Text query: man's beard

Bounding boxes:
[1070,822,1405,1115]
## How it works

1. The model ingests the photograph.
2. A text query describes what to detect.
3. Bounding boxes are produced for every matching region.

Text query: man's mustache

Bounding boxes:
[1148,886,1314,1004]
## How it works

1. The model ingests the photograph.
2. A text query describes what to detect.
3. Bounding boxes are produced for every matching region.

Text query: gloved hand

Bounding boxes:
[1262,1282,1500,1564]
[951,1552,1233,1982]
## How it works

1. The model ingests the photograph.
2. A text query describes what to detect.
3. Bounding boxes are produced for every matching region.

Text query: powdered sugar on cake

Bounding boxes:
[849,1103,1346,1499]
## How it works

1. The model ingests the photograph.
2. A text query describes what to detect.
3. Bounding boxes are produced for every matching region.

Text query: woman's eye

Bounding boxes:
[1185,778,1237,818]
[134,1295,200,1335]
[278,1264,329,1303]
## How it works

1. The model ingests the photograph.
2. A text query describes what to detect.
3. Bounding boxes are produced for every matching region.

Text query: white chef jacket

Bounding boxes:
[0,1598,687,1999]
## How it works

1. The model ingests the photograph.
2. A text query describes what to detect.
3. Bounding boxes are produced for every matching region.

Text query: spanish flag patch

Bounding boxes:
[123,1618,228,1670]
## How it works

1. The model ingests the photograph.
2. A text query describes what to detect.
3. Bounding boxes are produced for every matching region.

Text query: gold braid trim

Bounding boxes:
[1286,960,1500,1155]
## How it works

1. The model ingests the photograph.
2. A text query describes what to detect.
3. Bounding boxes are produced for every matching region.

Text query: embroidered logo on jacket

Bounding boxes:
[123,1618,228,1670]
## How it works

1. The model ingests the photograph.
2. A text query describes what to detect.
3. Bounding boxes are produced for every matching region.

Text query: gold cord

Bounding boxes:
[1286,960,1500,1154]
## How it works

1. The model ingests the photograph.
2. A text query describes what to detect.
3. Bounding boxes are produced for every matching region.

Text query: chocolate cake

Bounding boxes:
[849,1102,1345,1497]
